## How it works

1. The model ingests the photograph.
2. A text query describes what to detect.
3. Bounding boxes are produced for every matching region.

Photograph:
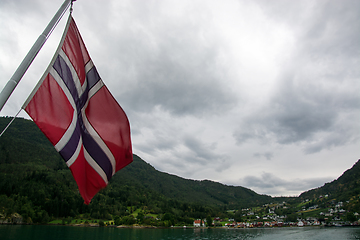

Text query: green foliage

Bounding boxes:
[1,117,359,226]
[206,215,213,227]
[234,210,242,222]
[345,212,357,222]
[114,216,120,225]
[285,214,297,222]
[98,220,105,227]
[121,215,136,225]
[300,159,360,202]
[0,117,276,225]
[136,212,144,223]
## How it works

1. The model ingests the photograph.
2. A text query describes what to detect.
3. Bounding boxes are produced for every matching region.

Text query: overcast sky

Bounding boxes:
[0,0,359,197]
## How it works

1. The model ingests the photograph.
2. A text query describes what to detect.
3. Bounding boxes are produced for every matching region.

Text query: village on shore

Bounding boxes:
[2,196,360,228]
[193,197,360,228]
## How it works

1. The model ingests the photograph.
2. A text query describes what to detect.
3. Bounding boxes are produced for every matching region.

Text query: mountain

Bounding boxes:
[299,159,360,201]
[0,116,272,223]
[1,116,359,224]
[115,154,272,207]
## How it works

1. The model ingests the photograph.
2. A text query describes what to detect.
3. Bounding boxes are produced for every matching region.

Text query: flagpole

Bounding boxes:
[0,0,73,112]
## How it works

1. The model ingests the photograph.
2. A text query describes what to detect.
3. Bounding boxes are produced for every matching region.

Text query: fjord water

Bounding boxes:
[1,225,360,240]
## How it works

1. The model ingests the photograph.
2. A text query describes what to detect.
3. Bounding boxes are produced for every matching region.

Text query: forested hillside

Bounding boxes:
[300,160,360,202]
[0,117,272,224]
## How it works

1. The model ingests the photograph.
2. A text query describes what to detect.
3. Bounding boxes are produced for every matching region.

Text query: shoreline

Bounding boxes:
[2,222,359,229]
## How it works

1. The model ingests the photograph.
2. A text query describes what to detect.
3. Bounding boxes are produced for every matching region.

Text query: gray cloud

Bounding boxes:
[82,1,238,118]
[1,0,359,197]
[183,136,221,163]
[241,172,333,196]
[233,0,360,154]
[149,134,230,179]
[253,152,274,160]
[301,0,360,59]
[267,77,338,144]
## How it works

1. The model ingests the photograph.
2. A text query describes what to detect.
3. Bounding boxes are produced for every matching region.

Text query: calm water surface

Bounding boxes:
[1,225,360,240]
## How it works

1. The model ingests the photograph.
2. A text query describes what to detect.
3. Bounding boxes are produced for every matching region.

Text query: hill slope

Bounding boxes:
[0,117,272,221]
[1,116,360,224]
[299,159,360,201]
[116,155,272,207]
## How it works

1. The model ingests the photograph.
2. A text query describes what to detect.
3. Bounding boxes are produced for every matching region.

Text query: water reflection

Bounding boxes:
[1,225,360,240]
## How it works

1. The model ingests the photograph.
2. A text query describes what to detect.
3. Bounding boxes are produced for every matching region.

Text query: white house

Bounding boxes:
[193,219,204,227]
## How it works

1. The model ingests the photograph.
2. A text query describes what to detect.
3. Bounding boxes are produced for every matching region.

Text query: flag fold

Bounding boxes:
[23,16,133,204]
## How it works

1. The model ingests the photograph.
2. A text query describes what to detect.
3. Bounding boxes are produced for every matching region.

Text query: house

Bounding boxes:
[11,213,23,224]
[336,202,343,208]
[264,221,271,227]
[225,222,236,227]
[306,217,318,223]
[0,213,7,224]
[256,222,263,227]
[313,221,320,226]
[193,219,204,227]
[237,222,246,228]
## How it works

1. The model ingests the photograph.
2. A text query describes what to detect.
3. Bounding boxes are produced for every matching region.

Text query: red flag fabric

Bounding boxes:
[23,16,133,204]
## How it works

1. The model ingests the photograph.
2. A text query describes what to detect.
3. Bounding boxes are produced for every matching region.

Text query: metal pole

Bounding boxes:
[0,0,72,112]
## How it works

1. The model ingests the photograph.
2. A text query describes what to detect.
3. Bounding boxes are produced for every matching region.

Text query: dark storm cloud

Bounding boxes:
[119,31,236,117]
[234,0,360,153]
[234,68,359,153]
[266,77,338,144]
[82,1,238,118]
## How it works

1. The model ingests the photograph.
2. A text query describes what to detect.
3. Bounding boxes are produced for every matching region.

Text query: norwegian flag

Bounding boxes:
[23,16,133,204]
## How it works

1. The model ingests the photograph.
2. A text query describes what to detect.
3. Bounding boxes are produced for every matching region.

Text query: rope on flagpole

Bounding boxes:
[0,0,74,138]
[48,1,72,42]
[0,109,22,137]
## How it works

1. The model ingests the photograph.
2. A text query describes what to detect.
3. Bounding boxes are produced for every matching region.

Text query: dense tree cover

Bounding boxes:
[1,117,359,225]
[0,117,272,224]
[296,160,360,221]
[300,159,360,202]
